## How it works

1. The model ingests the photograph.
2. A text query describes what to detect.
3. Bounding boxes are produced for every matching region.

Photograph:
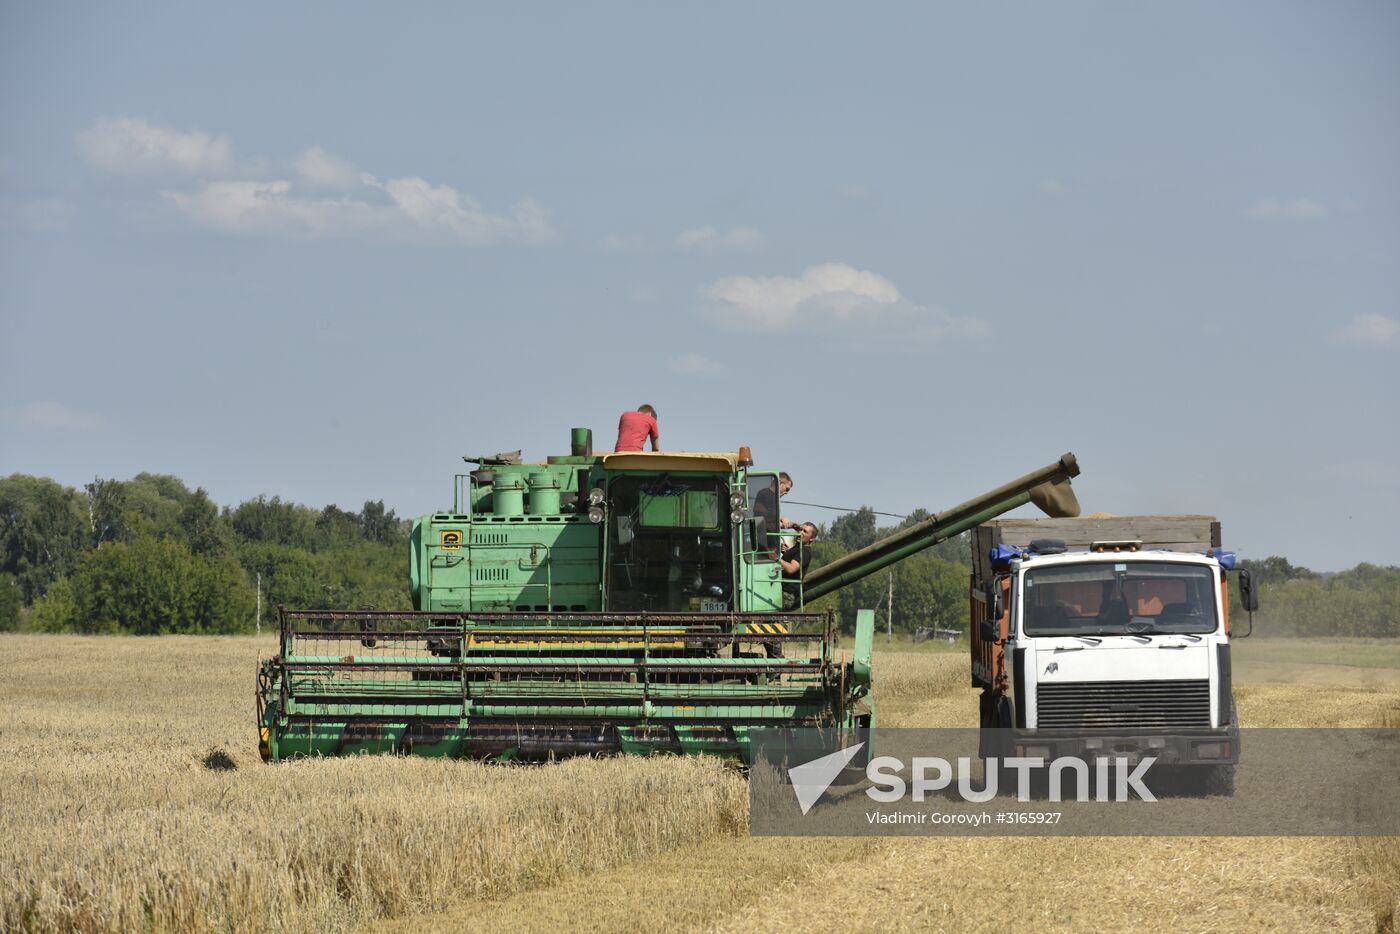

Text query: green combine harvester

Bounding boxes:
[257,429,1080,763]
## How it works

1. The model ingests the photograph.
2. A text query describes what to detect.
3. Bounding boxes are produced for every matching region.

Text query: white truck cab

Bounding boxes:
[971,519,1258,795]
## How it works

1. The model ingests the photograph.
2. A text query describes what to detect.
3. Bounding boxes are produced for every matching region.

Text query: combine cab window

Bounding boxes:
[1022,562,1218,636]
[606,476,733,612]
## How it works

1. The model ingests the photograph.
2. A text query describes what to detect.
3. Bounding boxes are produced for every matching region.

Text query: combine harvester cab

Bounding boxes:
[258,430,1081,765]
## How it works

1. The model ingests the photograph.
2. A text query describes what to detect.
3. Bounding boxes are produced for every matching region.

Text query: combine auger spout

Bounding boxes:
[801,453,1081,601]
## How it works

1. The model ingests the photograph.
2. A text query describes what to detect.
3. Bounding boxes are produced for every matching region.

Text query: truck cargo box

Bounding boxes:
[971,515,1220,588]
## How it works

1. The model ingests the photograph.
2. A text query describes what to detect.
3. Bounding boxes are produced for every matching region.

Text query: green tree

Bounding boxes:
[238,542,323,623]
[0,474,89,603]
[227,495,317,550]
[178,487,233,556]
[52,534,255,634]
[84,477,129,547]
[0,572,20,631]
[316,504,364,550]
[31,577,78,631]
[827,507,878,551]
[360,500,404,546]
[1240,555,1318,587]
[121,473,198,538]
[327,542,412,610]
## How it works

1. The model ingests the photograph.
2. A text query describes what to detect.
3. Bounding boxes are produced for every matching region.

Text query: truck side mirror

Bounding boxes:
[1237,569,1259,612]
[982,580,1003,623]
[979,618,1000,642]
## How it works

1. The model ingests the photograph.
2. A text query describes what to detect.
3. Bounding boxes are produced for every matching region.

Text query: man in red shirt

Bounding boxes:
[614,404,660,452]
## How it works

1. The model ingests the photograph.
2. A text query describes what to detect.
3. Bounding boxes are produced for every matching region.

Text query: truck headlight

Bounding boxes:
[730,492,746,510]
[588,505,605,523]
[730,510,746,524]
[588,487,605,506]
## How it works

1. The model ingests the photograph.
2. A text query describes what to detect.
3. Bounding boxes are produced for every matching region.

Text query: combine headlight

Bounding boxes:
[588,505,605,523]
[730,510,746,524]
[588,487,605,506]
[729,491,746,510]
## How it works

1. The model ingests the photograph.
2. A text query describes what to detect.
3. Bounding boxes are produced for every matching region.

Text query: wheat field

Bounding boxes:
[1,634,1396,933]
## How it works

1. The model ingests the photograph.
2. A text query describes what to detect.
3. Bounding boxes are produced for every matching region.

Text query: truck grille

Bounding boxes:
[1036,679,1211,729]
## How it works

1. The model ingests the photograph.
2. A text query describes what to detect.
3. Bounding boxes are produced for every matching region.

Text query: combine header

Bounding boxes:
[257,431,1080,763]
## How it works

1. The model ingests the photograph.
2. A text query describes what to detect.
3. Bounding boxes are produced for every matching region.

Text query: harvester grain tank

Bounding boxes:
[969,516,1259,794]
[257,431,1082,764]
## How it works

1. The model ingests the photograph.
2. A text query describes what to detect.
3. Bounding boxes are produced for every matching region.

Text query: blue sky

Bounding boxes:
[1,3,1397,571]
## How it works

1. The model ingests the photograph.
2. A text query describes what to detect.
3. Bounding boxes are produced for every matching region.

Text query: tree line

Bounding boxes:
[1225,555,1399,638]
[802,506,972,636]
[1,475,1394,637]
[0,473,409,634]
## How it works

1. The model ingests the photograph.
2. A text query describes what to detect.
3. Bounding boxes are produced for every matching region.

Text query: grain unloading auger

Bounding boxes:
[257,432,1079,763]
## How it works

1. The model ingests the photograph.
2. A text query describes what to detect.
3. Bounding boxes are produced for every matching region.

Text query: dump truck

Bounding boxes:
[257,430,1082,763]
[969,516,1259,793]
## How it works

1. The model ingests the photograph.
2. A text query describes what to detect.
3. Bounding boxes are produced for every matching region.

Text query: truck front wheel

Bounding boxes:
[977,692,1014,765]
[1199,763,1235,797]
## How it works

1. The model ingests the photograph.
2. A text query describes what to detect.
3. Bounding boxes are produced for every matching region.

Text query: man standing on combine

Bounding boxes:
[752,471,794,555]
[614,404,660,452]
[781,521,819,610]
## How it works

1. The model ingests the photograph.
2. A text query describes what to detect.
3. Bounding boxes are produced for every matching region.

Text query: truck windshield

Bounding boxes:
[1022,561,1219,636]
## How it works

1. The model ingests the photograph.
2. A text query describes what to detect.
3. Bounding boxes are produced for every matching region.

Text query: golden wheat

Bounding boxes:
[0,635,745,933]
[3,635,1397,933]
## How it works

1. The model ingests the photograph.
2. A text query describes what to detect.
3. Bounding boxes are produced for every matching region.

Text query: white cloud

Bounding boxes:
[163,181,385,239]
[1332,314,1400,349]
[1038,179,1067,195]
[163,177,554,246]
[79,117,555,247]
[702,262,989,346]
[378,177,554,246]
[704,262,901,331]
[676,225,767,254]
[1248,197,1326,221]
[294,146,364,189]
[1,401,104,432]
[669,353,724,376]
[77,116,235,176]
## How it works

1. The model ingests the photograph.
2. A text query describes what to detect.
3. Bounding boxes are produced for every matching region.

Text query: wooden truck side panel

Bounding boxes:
[970,575,1009,690]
